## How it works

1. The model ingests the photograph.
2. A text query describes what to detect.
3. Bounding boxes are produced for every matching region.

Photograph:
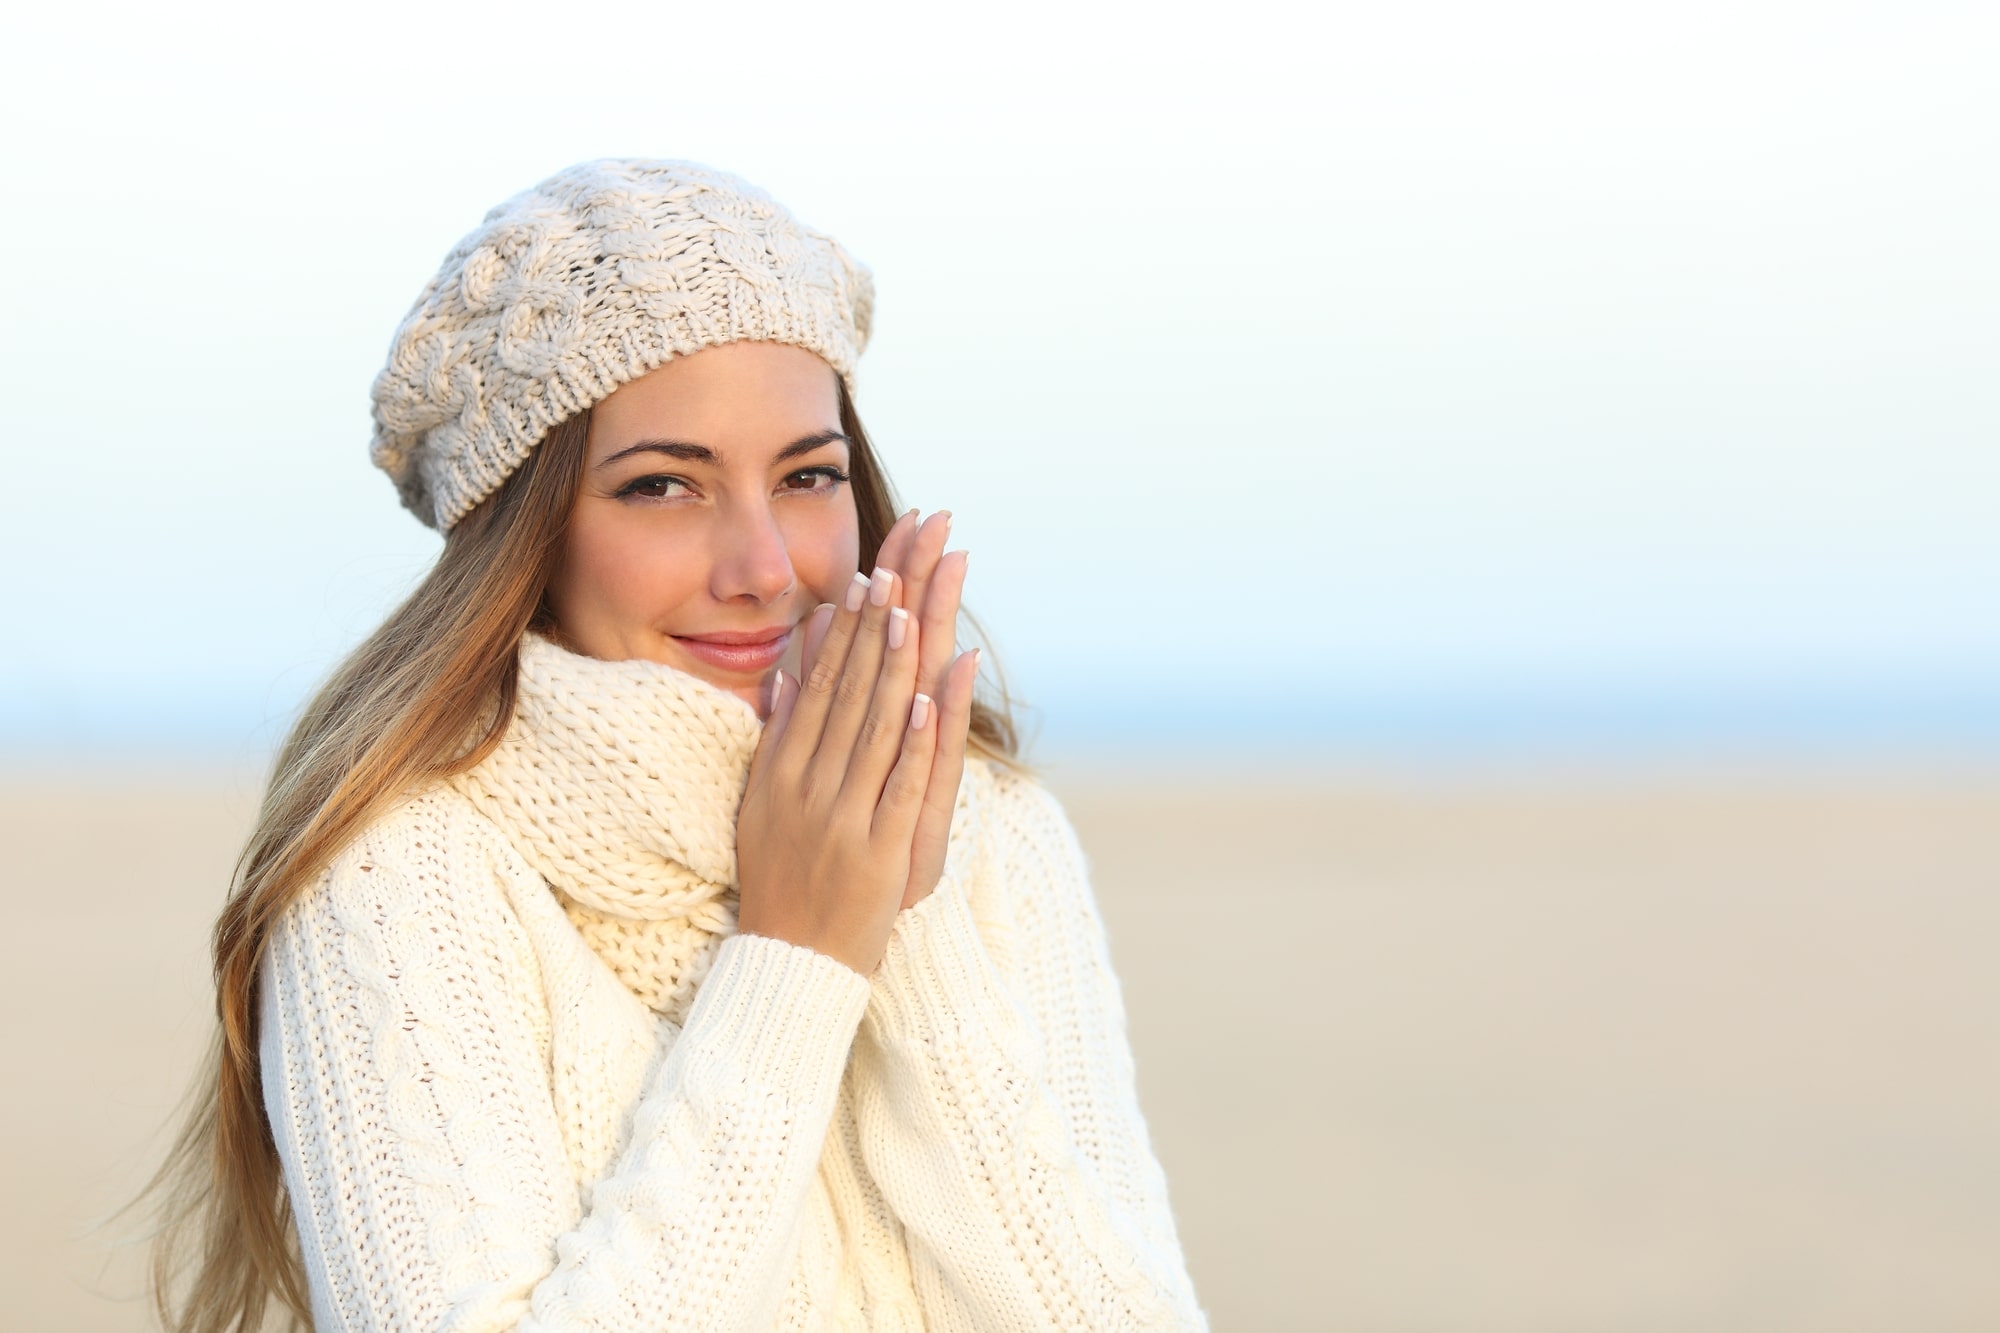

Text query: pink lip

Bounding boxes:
[671,626,792,674]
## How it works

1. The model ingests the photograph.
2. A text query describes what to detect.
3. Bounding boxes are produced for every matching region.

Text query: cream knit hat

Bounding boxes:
[369,158,875,532]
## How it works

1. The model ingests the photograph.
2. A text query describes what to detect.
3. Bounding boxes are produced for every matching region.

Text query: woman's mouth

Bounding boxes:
[670,627,792,674]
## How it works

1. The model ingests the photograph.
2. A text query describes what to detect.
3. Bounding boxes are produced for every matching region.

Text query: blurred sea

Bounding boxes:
[8,674,2000,772]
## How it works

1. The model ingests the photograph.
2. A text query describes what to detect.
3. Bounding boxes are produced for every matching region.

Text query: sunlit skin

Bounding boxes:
[544,340,850,711]
[542,340,976,945]
[542,339,966,721]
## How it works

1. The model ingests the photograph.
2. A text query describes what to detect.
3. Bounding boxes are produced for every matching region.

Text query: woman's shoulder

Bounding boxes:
[274,779,548,954]
[974,756,1080,844]
[334,778,528,878]
[964,756,1100,897]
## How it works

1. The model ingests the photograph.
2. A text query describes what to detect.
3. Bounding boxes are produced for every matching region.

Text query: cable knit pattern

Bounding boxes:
[369,158,875,531]
[257,632,1209,1330]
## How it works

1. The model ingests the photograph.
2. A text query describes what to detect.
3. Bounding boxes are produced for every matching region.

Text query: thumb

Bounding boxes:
[749,669,799,773]
[802,602,835,679]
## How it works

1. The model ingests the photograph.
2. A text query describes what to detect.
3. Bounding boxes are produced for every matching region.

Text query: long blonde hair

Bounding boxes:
[129,379,1031,1331]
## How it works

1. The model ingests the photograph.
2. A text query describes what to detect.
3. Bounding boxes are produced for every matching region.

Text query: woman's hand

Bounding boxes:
[736,510,978,975]
[801,510,974,912]
[882,512,974,912]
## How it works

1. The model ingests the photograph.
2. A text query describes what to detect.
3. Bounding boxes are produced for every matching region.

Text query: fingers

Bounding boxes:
[801,601,835,682]
[873,508,949,620]
[921,648,980,829]
[749,665,800,766]
[916,549,967,704]
[898,513,956,695]
[807,564,899,791]
[895,510,951,615]
[875,507,919,580]
[769,506,963,839]
[874,687,940,845]
[783,569,873,767]
[894,644,981,910]
[840,595,923,812]
[915,511,952,569]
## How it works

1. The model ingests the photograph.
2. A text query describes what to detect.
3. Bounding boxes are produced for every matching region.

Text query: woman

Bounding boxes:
[140,158,1208,1331]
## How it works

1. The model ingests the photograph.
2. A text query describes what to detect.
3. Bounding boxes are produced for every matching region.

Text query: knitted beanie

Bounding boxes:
[368,158,875,532]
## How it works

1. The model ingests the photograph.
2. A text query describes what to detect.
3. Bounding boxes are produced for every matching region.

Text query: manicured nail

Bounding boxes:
[768,671,785,712]
[845,571,870,612]
[911,693,933,730]
[869,565,894,607]
[888,606,909,650]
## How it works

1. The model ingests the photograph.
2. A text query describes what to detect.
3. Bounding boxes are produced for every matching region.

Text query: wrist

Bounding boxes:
[735,916,885,979]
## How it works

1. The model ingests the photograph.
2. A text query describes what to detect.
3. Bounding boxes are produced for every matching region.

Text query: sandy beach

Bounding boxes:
[6,762,1997,1331]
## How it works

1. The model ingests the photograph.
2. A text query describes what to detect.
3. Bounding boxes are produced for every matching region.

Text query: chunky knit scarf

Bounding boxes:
[448,631,767,1024]
[450,631,995,1024]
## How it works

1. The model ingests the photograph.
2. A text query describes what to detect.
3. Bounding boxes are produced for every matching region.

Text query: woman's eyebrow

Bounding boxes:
[595,430,849,470]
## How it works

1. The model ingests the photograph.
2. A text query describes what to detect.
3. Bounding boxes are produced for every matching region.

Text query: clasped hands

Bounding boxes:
[736,509,977,977]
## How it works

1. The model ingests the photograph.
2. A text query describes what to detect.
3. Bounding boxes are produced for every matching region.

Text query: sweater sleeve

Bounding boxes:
[257,803,871,1333]
[852,772,1209,1331]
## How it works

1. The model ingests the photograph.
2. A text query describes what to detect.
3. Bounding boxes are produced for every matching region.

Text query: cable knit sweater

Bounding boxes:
[256,631,1208,1331]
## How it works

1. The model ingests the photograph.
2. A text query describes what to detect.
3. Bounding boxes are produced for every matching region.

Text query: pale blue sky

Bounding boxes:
[2,0,1994,762]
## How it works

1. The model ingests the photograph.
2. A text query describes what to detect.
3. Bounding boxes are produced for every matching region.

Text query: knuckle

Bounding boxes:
[888,764,924,803]
[829,785,872,830]
[768,749,805,788]
[835,671,872,708]
[806,658,841,696]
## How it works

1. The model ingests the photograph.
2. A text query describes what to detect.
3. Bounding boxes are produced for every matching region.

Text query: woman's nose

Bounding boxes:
[713,502,796,604]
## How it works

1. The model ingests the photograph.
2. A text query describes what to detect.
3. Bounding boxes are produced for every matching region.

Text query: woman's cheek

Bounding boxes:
[790,503,861,593]
[579,510,700,622]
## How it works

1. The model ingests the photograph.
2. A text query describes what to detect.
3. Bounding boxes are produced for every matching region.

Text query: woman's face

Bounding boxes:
[543,340,862,717]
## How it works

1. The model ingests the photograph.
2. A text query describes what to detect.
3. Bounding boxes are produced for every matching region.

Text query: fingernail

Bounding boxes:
[768,671,785,712]
[845,571,869,612]
[911,693,933,730]
[888,606,909,650]
[869,565,894,607]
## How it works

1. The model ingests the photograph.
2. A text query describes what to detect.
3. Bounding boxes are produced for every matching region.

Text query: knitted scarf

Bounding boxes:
[450,631,766,1025]
[449,631,1001,1025]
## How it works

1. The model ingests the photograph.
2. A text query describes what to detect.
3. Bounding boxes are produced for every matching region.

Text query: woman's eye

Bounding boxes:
[615,466,848,502]
[615,474,691,500]
[783,465,851,494]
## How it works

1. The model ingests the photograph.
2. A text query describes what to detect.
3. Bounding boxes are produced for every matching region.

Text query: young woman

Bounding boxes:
[140,158,1208,1331]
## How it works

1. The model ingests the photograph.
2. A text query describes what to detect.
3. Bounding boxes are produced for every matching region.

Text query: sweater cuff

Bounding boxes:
[675,930,872,1103]
[866,875,1028,1049]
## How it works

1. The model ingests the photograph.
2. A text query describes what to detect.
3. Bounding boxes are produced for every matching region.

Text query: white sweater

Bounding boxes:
[257,632,1208,1331]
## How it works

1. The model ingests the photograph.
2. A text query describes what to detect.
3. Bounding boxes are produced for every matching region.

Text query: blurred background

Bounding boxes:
[2,0,1996,1328]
